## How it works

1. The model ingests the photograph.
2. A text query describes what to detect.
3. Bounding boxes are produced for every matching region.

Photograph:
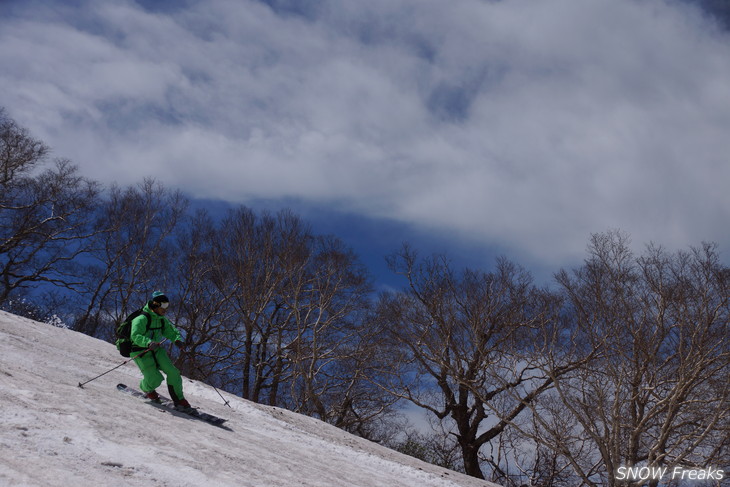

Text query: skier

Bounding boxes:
[131,291,192,411]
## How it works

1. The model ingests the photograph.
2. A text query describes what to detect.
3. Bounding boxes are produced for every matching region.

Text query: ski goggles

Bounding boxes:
[153,301,169,309]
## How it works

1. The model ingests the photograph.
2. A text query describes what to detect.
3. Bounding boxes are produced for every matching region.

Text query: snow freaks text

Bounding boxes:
[615,466,725,483]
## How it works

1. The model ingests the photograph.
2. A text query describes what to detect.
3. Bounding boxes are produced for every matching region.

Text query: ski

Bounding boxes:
[116,383,227,427]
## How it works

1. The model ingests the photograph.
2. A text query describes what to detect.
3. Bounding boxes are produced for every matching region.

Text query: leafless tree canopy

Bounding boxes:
[0,109,99,305]
[72,180,188,337]
[374,245,592,480]
[537,232,730,487]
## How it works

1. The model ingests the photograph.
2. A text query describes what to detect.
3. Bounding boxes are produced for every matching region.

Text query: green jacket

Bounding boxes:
[130,301,182,349]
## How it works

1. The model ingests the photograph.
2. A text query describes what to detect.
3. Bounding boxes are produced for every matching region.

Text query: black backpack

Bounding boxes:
[115,309,151,357]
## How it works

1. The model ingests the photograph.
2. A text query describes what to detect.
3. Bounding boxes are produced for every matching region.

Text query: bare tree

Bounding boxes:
[170,208,240,381]
[282,235,396,437]
[210,207,311,402]
[203,207,397,437]
[525,231,730,487]
[375,245,581,480]
[72,179,187,338]
[0,108,47,186]
[0,109,99,305]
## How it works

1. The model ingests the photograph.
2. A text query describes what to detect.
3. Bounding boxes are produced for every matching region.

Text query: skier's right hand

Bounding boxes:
[148,341,160,350]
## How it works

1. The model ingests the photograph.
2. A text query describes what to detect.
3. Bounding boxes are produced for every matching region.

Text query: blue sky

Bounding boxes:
[2,0,730,287]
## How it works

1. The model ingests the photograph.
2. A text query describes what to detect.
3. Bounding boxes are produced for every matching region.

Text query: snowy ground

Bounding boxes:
[0,311,500,487]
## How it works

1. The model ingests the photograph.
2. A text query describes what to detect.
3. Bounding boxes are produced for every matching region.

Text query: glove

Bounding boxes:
[175,340,186,350]
[148,341,161,350]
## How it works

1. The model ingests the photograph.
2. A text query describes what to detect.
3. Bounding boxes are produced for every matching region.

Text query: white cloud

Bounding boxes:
[1,0,730,269]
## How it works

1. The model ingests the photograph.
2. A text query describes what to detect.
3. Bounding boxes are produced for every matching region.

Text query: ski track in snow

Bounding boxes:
[0,311,500,487]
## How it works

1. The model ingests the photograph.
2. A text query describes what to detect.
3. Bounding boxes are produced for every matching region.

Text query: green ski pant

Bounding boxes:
[134,348,184,400]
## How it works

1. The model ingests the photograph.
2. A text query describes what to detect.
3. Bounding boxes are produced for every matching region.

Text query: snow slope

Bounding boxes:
[0,311,500,487]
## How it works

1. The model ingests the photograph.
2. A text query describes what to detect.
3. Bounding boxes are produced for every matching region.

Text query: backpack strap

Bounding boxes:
[140,311,151,331]
[144,310,165,331]
[130,310,153,353]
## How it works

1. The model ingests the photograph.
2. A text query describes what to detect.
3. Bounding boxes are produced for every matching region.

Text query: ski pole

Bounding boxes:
[205,371,232,408]
[212,384,232,408]
[78,339,168,388]
[190,364,231,407]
